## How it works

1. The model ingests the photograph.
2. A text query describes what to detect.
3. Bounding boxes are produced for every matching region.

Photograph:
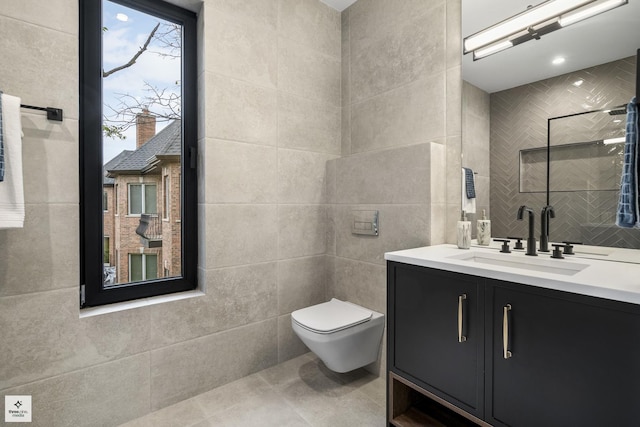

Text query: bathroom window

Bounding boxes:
[80,0,197,307]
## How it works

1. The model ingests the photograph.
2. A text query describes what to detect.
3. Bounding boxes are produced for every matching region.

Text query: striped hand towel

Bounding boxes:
[615,97,638,228]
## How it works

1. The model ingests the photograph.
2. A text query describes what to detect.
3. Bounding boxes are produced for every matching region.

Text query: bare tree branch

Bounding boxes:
[149,23,181,59]
[103,22,160,78]
[103,81,181,136]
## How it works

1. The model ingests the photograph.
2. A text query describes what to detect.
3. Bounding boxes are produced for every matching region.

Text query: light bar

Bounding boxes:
[559,0,627,26]
[474,40,514,59]
[463,0,628,60]
[463,0,595,53]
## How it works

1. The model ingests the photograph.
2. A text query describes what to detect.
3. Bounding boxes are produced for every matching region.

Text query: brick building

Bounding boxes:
[102,110,182,285]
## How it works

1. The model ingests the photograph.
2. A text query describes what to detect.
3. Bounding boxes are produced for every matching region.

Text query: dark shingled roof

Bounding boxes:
[107,120,181,174]
[103,150,134,185]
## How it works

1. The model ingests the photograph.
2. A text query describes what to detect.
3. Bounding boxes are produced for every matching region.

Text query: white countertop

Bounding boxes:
[385,242,640,305]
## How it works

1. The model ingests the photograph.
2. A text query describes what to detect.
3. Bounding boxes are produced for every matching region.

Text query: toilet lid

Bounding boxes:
[291,298,373,334]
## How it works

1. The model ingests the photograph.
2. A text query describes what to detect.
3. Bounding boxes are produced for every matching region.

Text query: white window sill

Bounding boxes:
[79,289,205,318]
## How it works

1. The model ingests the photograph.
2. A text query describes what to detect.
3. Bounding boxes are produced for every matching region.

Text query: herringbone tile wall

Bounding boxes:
[490,56,640,248]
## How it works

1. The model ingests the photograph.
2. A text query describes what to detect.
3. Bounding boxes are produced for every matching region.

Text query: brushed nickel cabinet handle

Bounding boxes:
[458,294,467,343]
[503,304,513,359]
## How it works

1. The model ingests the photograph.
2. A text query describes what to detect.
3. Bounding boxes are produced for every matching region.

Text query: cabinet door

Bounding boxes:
[487,281,640,427]
[390,263,484,417]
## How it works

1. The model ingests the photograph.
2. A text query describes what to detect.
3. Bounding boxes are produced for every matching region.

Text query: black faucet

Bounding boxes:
[540,205,555,252]
[517,205,537,256]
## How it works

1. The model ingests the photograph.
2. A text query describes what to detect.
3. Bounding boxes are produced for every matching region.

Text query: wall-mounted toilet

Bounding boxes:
[291,298,385,373]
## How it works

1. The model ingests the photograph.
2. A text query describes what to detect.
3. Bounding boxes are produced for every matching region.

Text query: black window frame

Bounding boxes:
[80,0,198,307]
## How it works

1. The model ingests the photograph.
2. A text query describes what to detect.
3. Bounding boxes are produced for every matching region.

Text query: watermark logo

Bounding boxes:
[5,395,31,423]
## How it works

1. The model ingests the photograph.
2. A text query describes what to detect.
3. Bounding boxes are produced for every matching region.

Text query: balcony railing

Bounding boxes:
[136,214,162,248]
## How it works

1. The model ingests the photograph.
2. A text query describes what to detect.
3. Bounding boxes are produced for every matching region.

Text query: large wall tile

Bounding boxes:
[0,289,151,390]
[430,142,447,205]
[0,0,77,35]
[446,0,462,69]
[0,17,78,120]
[277,92,341,154]
[0,204,78,297]
[334,205,430,265]
[205,10,277,88]
[21,117,76,204]
[150,263,278,348]
[333,257,386,314]
[336,143,432,205]
[277,314,309,363]
[351,74,446,153]
[1,354,150,427]
[206,139,277,203]
[348,0,444,51]
[278,149,336,204]
[446,65,463,138]
[279,0,341,58]
[150,319,278,410]
[350,5,445,103]
[206,73,277,145]
[341,107,351,156]
[325,159,337,206]
[208,0,278,31]
[430,203,447,245]
[205,204,278,268]
[277,256,327,314]
[278,205,327,259]
[446,135,463,206]
[341,10,351,108]
[197,68,206,138]
[326,205,337,256]
[278,37,341,108]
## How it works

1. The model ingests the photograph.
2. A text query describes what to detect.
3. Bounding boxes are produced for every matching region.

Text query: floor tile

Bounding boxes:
[120,353,386,427]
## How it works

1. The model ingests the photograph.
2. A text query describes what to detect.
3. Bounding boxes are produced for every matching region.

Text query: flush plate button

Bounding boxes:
[352,210,379,236]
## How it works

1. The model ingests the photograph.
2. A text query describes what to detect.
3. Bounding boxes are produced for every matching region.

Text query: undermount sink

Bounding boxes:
[448,251,589,276]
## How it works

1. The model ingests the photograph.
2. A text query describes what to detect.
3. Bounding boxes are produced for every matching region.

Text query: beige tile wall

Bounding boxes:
[0,0,461,424]
[462,81,491,237]
[331,0,460,376]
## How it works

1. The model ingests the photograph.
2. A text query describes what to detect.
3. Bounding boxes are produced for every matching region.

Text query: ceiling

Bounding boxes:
[462,0,640,93]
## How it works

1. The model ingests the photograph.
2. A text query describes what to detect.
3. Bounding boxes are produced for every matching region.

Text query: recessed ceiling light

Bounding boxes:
[552,57,566,65]
[573,79,584,87]
[116,13,128,22]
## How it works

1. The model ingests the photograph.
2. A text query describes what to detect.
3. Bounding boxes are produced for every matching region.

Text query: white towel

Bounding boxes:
[0,94,24,228]
[461,168,476,214]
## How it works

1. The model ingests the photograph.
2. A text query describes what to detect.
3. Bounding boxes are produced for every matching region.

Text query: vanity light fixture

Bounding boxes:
[559,0,627,26]
[463,0,628,60]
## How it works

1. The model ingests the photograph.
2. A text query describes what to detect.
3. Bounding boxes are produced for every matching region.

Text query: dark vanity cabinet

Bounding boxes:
[388,261,640,427]
[391,263,484,418]
[487,281,640,427]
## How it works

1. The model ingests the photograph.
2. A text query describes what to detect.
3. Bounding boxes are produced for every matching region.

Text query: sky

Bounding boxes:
[102,0,182,163]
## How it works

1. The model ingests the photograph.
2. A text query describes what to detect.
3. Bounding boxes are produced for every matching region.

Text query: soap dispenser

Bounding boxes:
[477,209,491,246]
[457,211,471,249]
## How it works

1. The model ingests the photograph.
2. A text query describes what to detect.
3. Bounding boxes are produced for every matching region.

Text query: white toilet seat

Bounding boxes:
[291,298,372,334]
